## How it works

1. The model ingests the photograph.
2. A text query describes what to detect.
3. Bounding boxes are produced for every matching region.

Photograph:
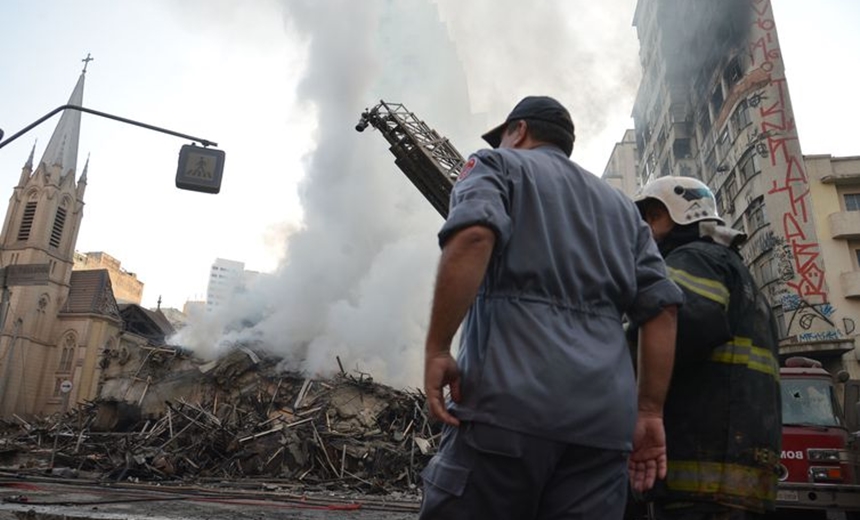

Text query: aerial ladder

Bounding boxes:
[355,100,465,218]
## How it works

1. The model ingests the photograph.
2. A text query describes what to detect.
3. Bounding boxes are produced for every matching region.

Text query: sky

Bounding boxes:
[1,1,858,387]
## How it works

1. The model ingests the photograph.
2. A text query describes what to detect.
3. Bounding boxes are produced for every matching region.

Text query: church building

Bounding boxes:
[0,66,128,417]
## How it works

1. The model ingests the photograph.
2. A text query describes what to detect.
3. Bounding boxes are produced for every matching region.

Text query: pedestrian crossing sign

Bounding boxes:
[176,144,225,194]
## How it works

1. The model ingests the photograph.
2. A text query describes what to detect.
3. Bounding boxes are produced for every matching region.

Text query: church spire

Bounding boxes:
[24,142,36,170]
[79,153,89,184]
[39,58,88,177]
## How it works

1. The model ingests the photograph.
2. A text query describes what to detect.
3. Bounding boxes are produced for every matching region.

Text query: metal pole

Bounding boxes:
[0,104,218,151]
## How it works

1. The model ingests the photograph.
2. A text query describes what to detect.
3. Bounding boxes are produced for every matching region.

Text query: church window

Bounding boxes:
[58,335,76,373]
[49,207,67,248]
[17,202,37,241]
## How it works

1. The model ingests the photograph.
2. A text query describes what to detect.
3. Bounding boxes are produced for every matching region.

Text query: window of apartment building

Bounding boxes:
[704,150,718,183]
[716,127,731,160]
[731,99,752,131]
[724,57,743,90]
[844,193,860,211]
[17,202,37,241]
[732,217,746,235]
[747,197,767,231]
[673,138,691,159]
[773,306,787,339]
[711,85,725,116]
[855,249,860,269]
[738,150,761,184]
[755,256,773,287]
[699,109,712,140]
[724,174,738,208]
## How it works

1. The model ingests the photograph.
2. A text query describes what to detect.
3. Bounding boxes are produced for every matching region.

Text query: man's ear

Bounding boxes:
[511,120,529,147]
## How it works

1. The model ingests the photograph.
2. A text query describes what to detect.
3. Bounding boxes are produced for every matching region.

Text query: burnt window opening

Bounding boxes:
[724,57,743,90]
[673,138,692,159]
[711,85,725,116]
[49,207,67,248]
[699,110,712,141]
[17,202,38,241]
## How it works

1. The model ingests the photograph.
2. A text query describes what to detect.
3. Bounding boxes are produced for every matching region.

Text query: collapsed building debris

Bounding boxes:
[0,344,441,497]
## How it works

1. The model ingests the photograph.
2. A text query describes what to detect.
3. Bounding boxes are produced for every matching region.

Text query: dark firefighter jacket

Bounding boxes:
[650,228,782,513]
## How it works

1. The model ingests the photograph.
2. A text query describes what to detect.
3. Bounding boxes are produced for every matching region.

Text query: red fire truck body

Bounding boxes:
[777,361,860,518]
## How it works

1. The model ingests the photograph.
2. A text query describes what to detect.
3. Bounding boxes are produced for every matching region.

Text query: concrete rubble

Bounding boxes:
[0,343,441,512]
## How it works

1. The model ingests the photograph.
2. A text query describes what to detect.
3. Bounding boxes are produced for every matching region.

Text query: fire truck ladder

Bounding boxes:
[356,100,465,218]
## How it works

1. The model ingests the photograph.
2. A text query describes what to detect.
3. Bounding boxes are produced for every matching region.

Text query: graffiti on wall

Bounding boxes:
[749,0,830,310]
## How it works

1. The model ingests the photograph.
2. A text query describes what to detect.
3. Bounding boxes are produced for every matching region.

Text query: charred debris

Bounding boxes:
[0,344,441,497]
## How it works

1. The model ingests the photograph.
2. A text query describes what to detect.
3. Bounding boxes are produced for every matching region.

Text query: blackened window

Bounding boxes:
[711,85,725,116]
[724,57,743,89]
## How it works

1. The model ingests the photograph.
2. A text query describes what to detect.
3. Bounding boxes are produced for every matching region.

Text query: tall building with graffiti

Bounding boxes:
[627,0,860,376]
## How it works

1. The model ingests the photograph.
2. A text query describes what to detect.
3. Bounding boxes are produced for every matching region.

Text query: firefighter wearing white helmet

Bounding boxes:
[633,176,724,226]
[627,176,782,520]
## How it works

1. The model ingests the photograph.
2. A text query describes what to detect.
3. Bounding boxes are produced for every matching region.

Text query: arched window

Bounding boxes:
[58,334,76,373]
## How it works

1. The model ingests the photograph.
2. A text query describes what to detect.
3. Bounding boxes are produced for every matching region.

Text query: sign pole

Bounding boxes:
[48,380,72,471]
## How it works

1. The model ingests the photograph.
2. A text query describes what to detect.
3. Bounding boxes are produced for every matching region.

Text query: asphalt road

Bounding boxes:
[0,477,421,519]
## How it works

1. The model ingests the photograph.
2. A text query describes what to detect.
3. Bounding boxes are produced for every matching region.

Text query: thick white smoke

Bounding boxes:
[171,0,640,389]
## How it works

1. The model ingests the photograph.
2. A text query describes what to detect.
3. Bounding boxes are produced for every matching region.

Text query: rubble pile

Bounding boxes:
[0,348,441,495]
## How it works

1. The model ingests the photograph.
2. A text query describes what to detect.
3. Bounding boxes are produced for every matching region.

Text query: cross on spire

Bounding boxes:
[81,53,94,73]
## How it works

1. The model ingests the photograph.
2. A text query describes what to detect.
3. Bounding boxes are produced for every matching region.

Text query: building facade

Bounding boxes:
[602,129,640,196]
[629,0,858,376]
[206,258,249,312]
[74,251,144,304]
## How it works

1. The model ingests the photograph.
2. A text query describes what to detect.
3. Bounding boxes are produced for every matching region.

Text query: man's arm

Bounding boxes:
[629,304,677,492]
[425,224,495,427]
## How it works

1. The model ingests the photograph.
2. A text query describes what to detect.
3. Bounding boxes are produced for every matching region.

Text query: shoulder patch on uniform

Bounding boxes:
[457,157,477,181]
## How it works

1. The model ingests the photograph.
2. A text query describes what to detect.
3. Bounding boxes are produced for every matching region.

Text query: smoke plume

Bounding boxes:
[172,0,640,389]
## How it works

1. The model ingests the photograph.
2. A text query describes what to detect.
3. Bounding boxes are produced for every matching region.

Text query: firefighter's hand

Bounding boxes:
[628,413,667,492]
[424,351,461,427]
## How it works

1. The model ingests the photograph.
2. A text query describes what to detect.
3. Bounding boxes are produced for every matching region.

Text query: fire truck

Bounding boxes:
[777,357,860,519]
[357,101,860,519]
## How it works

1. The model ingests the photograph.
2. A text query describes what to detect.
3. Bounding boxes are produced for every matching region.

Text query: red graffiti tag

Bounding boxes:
[753,0,828,304]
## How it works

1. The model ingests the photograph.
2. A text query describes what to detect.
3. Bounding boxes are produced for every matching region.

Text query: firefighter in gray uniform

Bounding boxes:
[419,96,684,520]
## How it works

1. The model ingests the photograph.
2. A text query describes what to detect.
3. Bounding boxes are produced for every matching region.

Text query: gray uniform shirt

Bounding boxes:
[439,146,682,451]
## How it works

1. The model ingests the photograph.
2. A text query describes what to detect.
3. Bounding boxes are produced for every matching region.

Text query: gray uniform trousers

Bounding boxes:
[419,421,629,520]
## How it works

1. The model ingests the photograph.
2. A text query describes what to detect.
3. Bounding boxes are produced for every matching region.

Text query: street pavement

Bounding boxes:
[0,475,421,519]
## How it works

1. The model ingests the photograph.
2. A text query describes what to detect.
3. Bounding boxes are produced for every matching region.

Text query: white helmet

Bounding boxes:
[634,176,725,226]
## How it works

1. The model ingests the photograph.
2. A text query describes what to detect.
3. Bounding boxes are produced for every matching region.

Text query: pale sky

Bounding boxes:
[0,0,857,316]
